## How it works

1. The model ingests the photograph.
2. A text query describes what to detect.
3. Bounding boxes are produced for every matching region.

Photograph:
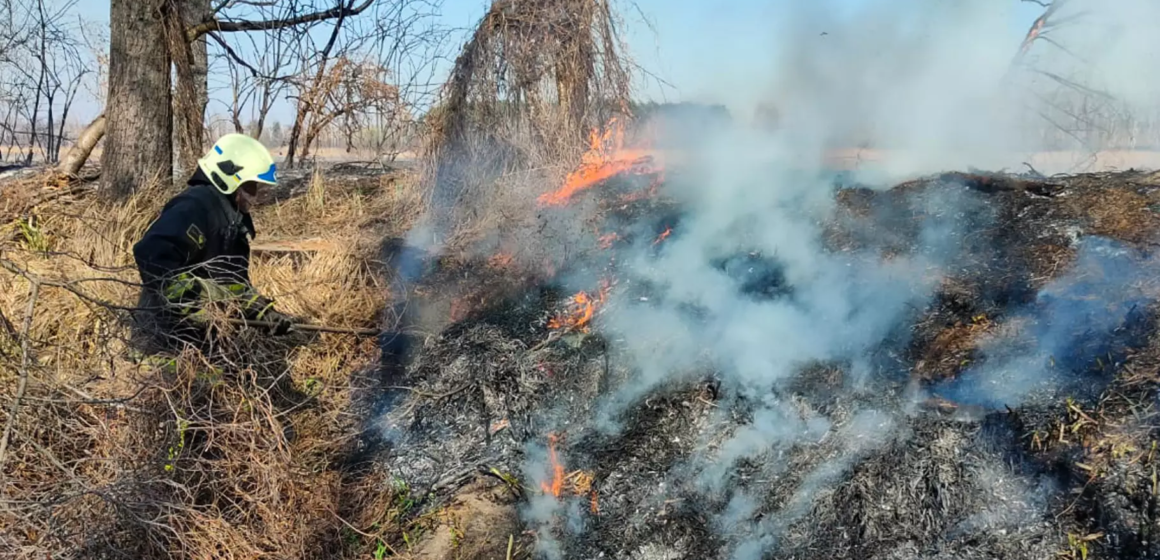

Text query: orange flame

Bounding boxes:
[541,433,565,497]
[590,491,600,514]
[487,252,515,270]
[538,117,660,207]
[598,232,620,249]
[617,171,664,205]
[653,226,673,246]
[449,296,471,322]
[548,281,611,333]
[1020,17,1046,56]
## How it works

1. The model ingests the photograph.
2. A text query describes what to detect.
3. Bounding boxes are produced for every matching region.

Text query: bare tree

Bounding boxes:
[103,0,382,195]
[295,57,404,162]
[282,2,358,168]
[214,16,296,142]
[103,0,171,195]
[170,0,213,178]
[1009,0,1143,158]
[280,0,444,166]
[0,0,90,165]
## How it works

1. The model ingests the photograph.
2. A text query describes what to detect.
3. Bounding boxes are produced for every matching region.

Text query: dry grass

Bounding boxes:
[0,169,426,558]
[421,0,633,256]
[1068,185,1160,244]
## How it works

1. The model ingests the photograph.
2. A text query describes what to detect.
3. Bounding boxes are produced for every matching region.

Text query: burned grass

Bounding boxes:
[1006,314,1160,559]
[363,167,1160,559]
[569,383,724,560]
[831,170,1160,385]
[9,159,1160,559]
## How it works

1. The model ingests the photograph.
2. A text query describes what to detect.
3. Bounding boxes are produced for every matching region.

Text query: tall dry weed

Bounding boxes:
[0,169,421,558]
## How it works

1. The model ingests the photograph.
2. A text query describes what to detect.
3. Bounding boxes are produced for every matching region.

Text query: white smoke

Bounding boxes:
[752,0,1160,177]
[540,120,984,557]
[937,237,1155,408]
[513,1,1160,556]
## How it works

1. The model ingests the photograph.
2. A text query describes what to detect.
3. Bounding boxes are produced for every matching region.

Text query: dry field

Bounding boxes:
[0,168,429,558]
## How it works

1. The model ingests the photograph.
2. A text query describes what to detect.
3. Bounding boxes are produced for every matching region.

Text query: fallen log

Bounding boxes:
[57,114,106,178]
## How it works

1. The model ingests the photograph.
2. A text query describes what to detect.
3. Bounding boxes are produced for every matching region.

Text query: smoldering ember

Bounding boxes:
[7,1,1160,559]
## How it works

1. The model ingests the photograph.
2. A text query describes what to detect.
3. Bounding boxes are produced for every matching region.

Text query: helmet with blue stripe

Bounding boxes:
[197,133,278,195]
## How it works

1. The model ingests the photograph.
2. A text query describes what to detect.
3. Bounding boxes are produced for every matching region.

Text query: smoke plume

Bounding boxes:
[369,1,1160,557]
[520,1,1160,556]
[936,237,1156,409]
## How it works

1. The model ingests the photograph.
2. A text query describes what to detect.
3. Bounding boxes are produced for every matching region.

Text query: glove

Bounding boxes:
[260,308,295,336]
[241,292,295,336]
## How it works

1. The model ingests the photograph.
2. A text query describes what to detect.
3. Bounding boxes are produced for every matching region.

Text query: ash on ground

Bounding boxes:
[370,169,1160,560]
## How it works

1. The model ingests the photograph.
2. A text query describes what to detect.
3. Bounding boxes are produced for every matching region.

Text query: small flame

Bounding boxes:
[653,226,673,246]
[618,171,664,204]
[541,433,565,497]
[449,296,471,322]
[598,232,620,249]
[538,117,661,207]
[1020,17,1047,56]
[548,281,611,333]
[488,252,515,270]
[590,491,600,514]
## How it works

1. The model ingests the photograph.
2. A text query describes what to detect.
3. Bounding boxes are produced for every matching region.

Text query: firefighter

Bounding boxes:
[131,133,293,352]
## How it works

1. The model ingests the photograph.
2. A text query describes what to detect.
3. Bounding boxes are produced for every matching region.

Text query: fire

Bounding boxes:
[487,252,515,270]
[541,433,565,497]
[1020,17,1046,56]
[538,117,660,207]
[548,281,611,333]
[449,296,472,322]
[598,232,620,249]
[653,226,672,246]
[537,434,600,513]
[617,171,664,205]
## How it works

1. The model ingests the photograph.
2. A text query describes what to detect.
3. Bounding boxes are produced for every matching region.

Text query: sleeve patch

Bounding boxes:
[186,224,206,249]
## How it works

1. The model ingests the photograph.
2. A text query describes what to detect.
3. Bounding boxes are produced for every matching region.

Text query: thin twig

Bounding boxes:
[0,280,40,470]
[227,317,379,336]
[11,426,74,479]
[328,508,399,555]
[528,331,562,352]
[386,384,471,400]
[0,307,18,341]
[0,259,139,311]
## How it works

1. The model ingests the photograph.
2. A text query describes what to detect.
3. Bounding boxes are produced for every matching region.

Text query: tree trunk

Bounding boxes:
[284,4,350,168]
[171,0,210,178]
[104,0,172,196]
[58,114,106,176]
[284,105,308,168]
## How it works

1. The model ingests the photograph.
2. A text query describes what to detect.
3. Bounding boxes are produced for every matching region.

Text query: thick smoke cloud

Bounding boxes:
[592,126,982,423]
[562,124,982,556]
[757,0,1160,177]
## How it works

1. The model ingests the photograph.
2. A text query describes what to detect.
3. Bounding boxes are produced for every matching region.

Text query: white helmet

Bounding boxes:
[197,133,278,195]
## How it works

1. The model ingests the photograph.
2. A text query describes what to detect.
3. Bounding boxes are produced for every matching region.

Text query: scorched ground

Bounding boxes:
[357,137,1160,559]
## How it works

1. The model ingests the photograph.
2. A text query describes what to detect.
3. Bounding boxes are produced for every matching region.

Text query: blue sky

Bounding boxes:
[71,0,1045,123]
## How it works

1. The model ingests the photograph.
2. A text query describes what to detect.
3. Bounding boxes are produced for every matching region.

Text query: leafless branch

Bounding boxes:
[206,30,260,78]
[212,0,278,15]
[188,0,374,41]
[1034,69,1116,101]
[0,280,40,470]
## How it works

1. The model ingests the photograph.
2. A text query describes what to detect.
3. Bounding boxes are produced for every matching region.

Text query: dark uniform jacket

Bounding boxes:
[131,170,258,348]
